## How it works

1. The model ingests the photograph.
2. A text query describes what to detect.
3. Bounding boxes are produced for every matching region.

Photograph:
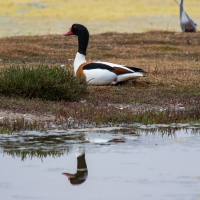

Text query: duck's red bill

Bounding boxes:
[62,173,71,180]
[63,28,73,36]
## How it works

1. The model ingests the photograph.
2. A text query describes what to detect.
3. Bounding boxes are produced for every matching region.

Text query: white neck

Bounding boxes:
[74,52,86,74]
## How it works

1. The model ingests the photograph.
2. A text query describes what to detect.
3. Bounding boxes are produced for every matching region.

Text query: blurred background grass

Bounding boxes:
[0,0,200,37]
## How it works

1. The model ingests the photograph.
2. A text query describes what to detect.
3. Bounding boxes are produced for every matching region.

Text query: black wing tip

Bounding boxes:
[139,69,147,73]
[126,66,147,73]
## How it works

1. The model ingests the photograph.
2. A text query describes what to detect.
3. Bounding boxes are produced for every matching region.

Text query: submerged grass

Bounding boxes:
[0,31,199,130]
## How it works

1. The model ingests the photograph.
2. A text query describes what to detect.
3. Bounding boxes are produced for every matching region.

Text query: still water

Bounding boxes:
[0,126,200,200]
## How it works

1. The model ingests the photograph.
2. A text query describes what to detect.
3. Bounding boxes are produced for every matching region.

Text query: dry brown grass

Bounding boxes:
[1,31,200,86]
[0,31,199,128]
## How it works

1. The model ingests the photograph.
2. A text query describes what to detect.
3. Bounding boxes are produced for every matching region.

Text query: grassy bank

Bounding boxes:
[0,30,199,131]
[0,65,88,101]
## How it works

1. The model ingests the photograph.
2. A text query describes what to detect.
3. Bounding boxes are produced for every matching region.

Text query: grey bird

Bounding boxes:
[175,0,197,32]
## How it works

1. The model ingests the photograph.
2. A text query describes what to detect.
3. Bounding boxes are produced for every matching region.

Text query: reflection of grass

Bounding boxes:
[1,127,199,161]
[0,132,83,160]
[0,31,199,129]
[2,150,68,161]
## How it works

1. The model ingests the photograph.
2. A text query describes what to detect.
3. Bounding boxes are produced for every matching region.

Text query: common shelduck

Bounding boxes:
[63,24,146,85]
[174,0,197,32]
[62,152,88,185]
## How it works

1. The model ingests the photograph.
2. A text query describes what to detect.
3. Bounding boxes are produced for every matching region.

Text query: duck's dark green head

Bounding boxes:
[63,24,89,56]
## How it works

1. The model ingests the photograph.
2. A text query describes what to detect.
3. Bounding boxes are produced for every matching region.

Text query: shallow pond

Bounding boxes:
[0,126,200,200]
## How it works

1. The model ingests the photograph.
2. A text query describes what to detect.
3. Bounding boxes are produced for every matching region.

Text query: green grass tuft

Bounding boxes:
[0,65,88,101]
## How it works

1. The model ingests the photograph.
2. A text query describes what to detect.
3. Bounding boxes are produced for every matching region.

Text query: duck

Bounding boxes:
[174,0,197,32]
[63,24,146,85]
[62,152,88,185]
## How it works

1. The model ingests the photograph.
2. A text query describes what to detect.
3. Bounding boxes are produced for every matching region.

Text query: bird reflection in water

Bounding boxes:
[62,137,126,185]
[62,151,88,185]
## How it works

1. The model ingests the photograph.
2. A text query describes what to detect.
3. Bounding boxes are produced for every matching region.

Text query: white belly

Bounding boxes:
[83,69,117,85]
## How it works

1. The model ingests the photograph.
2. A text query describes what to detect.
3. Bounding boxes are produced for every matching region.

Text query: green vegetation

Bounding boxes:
[0,65,88,101]
[0,31,199,130]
